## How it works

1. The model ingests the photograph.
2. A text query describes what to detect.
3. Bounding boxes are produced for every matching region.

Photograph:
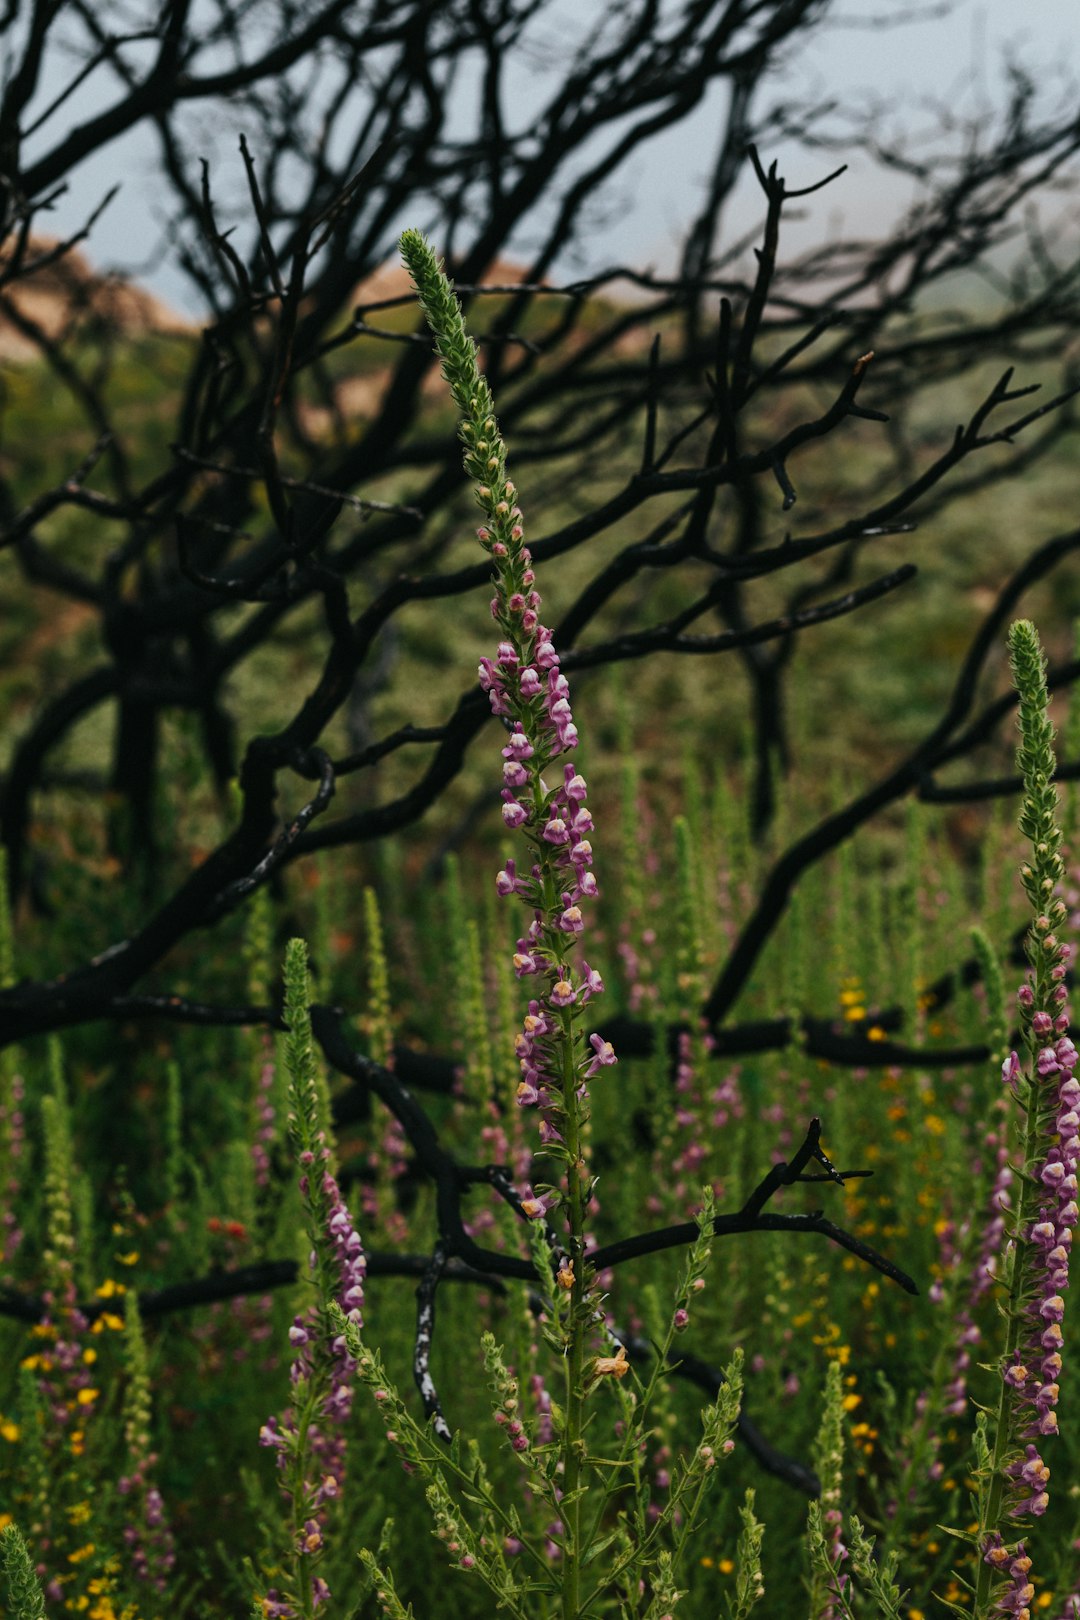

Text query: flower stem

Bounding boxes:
[561,1009,587,1619]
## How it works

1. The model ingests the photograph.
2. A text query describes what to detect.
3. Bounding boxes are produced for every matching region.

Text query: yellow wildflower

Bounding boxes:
[91,1313,125,1334]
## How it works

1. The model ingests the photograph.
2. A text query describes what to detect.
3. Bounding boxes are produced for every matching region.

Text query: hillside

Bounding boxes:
[0,235,193,361]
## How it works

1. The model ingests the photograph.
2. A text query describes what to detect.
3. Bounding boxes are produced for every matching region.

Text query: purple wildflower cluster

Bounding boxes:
[645,1033,739,1219]
[250,1043,277,1189]
[118,1448,176,1589]
[983,1536,1035,1618]
[821,1505,849,1620]
[479,538,617,1152]
[999,976,1077,1516]
[887,1136,1012,1525]
[358,1109,410,1246]
[0,1069,24,1266]
[926,1139,1012,1426]
[260,1158,365,1484]
[25,1299,91,1432]
[259,1125,366,1616]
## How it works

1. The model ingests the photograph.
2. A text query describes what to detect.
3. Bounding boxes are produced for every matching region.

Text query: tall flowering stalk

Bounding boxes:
[399,229,617,1618]
[257,939,366,1619]
[0,848,25,1275]
[975,620,1076,1619]
[807,1361,848,1620]
[117,1292,175,1591]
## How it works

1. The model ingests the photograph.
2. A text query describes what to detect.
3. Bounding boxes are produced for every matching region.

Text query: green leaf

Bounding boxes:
[558,1486,591,1508]
[582,1532,622,1566]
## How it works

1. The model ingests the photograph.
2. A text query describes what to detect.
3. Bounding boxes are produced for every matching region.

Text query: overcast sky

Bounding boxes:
[19,0,1080,314]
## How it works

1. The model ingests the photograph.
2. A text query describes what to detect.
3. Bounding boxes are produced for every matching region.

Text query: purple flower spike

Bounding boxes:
[410,238,622,1182]
[264,949,368,1605]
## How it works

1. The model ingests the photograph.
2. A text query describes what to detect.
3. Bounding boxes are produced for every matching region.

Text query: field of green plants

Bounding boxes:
[2,241,1080,1620]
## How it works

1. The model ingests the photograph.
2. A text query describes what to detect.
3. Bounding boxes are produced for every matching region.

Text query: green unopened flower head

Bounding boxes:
[0,1523,46,1620]
[398,233,497,444]
[122,1291,152,1460]
[1008,620,1066,930]
[362,886,394,1071]
[399,230,519,563]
